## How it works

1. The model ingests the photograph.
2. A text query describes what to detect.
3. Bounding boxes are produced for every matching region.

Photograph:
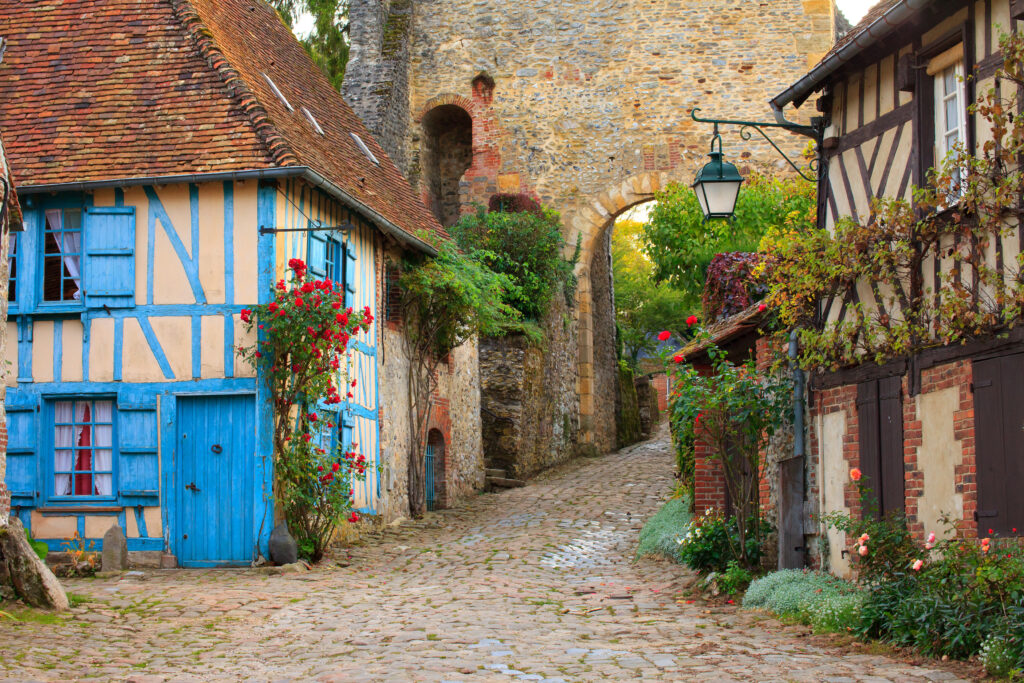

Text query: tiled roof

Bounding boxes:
[819,0,903,65]
[0,133,22,232]
[0,0,442,243]
[675,302,768,363]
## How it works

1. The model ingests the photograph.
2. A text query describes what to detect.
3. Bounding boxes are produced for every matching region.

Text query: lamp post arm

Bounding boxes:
[690,108,825,184]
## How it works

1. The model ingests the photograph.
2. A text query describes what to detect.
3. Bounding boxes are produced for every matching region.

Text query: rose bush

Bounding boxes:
[239,258,373,562]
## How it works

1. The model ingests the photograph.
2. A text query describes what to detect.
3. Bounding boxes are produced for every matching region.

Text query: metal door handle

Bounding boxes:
[186,482,201,492]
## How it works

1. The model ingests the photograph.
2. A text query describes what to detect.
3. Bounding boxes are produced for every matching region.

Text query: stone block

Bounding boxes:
[0,518,69,611]
[269,522,298,566]
[101,524,128,571]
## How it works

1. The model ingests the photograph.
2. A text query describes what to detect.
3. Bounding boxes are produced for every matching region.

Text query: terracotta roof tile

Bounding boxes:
[0,0,442,243]
[675,302,767,363]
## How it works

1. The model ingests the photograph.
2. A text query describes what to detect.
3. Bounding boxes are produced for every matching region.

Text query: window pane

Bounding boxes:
[94,449,113,474]
[93,424,113,448]
[93,401,114,424]
[74,473,93,495]
[943,68,956,95]
[8,233,16,303]
[54,474,72,496]
[94,474,113,496]
[945,97,959,133]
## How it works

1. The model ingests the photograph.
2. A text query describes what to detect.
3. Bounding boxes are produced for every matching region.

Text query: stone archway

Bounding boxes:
[567,170,692,452]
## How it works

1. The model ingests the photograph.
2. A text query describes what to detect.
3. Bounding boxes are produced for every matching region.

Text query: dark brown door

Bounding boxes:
[857,376,905,517]
[973,352,1024,536]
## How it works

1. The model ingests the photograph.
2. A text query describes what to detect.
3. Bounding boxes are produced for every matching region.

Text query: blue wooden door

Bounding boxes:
[425,442,436,512]
[175,395,256,567]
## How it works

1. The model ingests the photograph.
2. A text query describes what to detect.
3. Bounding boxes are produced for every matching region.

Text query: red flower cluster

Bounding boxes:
[686,315,698,326]
[658,330,671,342]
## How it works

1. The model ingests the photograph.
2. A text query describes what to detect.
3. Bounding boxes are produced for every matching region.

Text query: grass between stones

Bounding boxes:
[635,494,692,562]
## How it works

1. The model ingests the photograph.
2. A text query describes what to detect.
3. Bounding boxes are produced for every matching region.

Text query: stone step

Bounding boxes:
[485,468,507,478]
[486,476,526,489]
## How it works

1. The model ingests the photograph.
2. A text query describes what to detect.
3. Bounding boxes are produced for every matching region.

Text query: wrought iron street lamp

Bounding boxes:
[692,123,744,221]
[689,108,824,221]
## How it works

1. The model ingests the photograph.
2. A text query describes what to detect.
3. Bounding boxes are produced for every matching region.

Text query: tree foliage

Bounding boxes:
[271,0,349,90]
[759,31,1024,370]
[448,205,579,323]
[611,219,694,367]
[643,175,816,298]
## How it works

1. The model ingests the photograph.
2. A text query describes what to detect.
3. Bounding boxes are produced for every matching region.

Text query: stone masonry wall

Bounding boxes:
[376,240,484,520]
[347,0,837,456]
[478,292,579,479]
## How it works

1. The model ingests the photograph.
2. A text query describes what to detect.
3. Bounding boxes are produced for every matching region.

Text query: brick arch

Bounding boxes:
[415,93,474,122]
[568,169,693,450]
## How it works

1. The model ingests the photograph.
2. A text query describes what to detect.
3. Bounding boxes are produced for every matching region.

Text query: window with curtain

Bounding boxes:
[43,207,83,303]
[928,44,967,195]
[53,399,114,498]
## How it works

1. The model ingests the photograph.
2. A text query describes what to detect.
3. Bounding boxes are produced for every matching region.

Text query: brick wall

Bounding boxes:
[808,357,982,568]
[652,373,668,414]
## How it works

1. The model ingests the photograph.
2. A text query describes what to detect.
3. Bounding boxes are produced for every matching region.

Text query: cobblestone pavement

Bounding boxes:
[0,428,977,682]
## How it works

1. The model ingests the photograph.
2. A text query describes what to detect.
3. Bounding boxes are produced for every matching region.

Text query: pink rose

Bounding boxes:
[858,545,869,557]
[912,559,923,571]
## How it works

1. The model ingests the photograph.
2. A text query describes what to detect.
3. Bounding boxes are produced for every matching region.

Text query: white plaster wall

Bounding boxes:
[819,410,852,577]
[917,386,964,539]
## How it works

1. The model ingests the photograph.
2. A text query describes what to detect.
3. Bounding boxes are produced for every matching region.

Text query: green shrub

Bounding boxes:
[718,561,754,595]
[744,569,863,631]
[677,509,772,573]
[635,495,692,562]
[981,631,1024,679]
[24,528,47,561]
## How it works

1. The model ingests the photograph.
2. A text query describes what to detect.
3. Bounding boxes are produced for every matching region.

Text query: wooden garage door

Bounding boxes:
[973,352,1024,536]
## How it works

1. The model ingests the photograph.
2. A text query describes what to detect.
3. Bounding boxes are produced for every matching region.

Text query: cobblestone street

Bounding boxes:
[0,430,975,682]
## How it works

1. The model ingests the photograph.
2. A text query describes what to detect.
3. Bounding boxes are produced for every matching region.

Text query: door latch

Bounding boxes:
[185,482,201,493]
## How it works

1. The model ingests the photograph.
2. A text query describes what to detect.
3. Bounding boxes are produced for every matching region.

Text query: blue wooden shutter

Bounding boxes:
[83,206,136,308]
[116,396,159,505]
[5,404,39,508]
[307,224,328,279]
[343,241,356,308]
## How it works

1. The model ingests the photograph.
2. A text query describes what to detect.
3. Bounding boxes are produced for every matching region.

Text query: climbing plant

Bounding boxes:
[238,258,371,562]
[666,327,791,569]
[759,31,1024,370]
[398,240,520,517]
[448,202,580,323]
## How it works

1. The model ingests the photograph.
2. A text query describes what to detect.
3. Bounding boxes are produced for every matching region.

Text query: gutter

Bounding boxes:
[771,0,936,110]
[17,166,438,257]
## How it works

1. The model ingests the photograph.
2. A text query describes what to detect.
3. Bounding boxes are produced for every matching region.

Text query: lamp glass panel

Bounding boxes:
[695,184,710,218]
[702,180,742,216]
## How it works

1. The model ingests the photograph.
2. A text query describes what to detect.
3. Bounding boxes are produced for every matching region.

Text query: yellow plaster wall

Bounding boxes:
[233,182,260,304]
[149,316,191,380]
[152,225,194,305]
[121,318,166,382]
[61,320,84,382]
[30,512,76,539]
[31,320,54,383]
[201,315,227,377]
[198,183,226,304]
[88,317,116,382]
[144,506,162,537]
[85,515,119,538]
[233,313,257,378]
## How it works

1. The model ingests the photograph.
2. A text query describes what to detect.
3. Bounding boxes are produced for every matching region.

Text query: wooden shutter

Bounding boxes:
[974,352,1024,535]
[83,206,135,308]
[5,404,39,507]
[857,380,883,517]
[878,375,905,516]
[343,240,357,309]
[116,397,160,506]
[307,225,328,279]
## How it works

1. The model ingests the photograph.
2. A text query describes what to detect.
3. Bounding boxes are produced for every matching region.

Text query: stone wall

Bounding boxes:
[346,0,838,454]
[376,240,484,520]
[479,292,579,479]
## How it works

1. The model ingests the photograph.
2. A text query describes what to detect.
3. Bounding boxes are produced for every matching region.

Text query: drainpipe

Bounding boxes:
[789,329,804,460]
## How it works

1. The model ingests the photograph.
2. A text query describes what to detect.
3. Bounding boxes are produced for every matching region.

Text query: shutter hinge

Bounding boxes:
[975,510,998,520]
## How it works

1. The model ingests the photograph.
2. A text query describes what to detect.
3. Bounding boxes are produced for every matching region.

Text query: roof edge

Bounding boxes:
[170,0,300,168]
[772,0,936,110]
[301,168,439,257]
[676,301,768,363]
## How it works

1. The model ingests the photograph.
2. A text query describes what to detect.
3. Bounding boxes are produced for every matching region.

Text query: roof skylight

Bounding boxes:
[262,72,293,111]
[301,107,325,136]
[350,133,380,165]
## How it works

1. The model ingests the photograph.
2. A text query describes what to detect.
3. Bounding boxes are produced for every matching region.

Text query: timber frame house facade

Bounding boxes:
[0,0,482,567]
[772,0,1024,576]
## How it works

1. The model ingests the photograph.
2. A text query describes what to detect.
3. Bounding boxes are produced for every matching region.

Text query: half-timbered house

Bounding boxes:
[0,0,482,566]
[771,0,1023,575]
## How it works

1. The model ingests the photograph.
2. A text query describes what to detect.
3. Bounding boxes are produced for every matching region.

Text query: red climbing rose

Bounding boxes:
[657,330,671,341]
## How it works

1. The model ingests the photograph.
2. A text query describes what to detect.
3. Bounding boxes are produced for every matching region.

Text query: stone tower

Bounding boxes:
[344,0,838,459]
